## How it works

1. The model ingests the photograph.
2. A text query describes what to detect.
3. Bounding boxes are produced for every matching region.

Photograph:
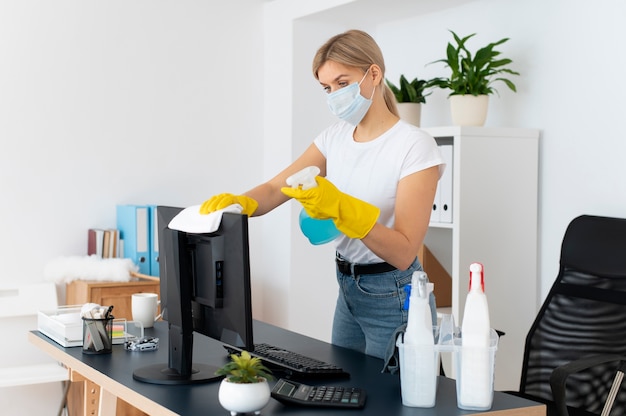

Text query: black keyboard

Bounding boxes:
[224,343,350,380]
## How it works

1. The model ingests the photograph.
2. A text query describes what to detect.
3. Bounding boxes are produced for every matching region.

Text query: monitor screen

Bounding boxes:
[133,206,254,385]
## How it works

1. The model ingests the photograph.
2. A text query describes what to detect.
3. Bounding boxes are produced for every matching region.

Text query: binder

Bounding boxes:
[116,205,150,275]
[432,178,441,223]
[148,205,160,277]
[439,144,453,223]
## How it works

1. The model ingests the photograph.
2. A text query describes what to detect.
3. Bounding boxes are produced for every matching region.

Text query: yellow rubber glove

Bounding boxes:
[199,193,259,216]
[281,176,380,239]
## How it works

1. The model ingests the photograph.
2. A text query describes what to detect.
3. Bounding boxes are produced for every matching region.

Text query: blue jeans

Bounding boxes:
[331,257,437,359]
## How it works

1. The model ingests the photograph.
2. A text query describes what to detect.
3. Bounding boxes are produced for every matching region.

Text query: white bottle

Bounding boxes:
[459,262,493,409]
[404,271,434,346]
[399,271,437,407]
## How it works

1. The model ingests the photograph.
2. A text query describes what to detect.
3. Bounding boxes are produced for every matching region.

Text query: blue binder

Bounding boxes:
[148,205,160,277]
[116,205,150,275]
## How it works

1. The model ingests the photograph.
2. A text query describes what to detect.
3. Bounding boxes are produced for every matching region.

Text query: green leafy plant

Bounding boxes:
[386,75,432,104]
[428,30,519,96]
[215,350,274,384]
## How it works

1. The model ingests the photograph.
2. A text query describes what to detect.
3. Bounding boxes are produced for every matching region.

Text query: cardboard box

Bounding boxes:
[418,245,452,307]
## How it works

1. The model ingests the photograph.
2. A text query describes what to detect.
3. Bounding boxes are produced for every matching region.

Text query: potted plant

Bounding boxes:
[428,30,519,126]
[216,350,274,415]
[386,75,432,127]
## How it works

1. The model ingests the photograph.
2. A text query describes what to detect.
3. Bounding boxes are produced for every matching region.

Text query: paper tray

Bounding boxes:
[37,305,144,347]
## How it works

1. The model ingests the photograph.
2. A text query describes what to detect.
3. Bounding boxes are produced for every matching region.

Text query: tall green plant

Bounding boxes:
[386,75,431,103]
[429,30,519,96]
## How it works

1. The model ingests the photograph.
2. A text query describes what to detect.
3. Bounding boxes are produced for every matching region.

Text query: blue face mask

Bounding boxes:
[326,68,375,125]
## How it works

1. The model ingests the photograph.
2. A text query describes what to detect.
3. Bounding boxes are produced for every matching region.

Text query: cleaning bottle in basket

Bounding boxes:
[404,271,434,345]
[285,166,341,245]
[459,262,492,409]
[399,271,437,407]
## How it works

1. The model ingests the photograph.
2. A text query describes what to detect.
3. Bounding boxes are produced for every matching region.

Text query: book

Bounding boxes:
[88,229,105,257]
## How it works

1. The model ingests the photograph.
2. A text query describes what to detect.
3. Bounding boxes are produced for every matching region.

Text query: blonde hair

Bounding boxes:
[312,30,398,117]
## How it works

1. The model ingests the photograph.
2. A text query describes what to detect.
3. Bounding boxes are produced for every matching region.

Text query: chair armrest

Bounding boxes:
[550,354,626,416]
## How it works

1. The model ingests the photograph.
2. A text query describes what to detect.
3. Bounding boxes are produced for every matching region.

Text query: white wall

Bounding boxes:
[0,0,265,411]
[0,0,264,286]
[373,0,626,301]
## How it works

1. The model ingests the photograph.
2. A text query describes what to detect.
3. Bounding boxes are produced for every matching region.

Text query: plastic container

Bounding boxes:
[396,316,498,410]
[82,316,114,354]
[286,166,340,245]
[396,332,439,407]
[453,328,499,410]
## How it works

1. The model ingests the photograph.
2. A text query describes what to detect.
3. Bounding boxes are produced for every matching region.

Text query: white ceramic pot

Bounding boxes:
[397,102,422,127]
[218,378,271,416]
[449,95,489,126]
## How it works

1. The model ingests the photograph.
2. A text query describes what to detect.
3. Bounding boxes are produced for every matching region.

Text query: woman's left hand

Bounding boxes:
[281,176,380,239]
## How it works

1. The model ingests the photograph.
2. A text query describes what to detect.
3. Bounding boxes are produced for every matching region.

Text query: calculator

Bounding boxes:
[271,378,366,409]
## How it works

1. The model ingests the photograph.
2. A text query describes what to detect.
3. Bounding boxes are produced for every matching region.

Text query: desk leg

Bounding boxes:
[98,388,117,416]
[68,369,149,416]
[70,370,100,415]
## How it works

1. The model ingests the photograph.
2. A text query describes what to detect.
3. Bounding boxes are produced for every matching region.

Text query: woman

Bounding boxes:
[200,30,444,359]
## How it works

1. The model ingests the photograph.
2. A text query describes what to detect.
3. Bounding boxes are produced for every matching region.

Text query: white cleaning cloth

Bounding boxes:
[168,204,243,234]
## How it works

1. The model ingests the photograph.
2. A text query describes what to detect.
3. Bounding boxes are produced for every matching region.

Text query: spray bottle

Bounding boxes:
[404,271,434,346]
[399,271,437,407]
[459,262,492,409]
[286,166,341,245]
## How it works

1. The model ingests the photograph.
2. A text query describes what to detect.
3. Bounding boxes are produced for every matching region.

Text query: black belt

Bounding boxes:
[336,257,396,276]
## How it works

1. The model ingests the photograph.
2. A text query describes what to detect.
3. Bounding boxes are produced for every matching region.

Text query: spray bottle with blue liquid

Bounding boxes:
[286,166,341,245]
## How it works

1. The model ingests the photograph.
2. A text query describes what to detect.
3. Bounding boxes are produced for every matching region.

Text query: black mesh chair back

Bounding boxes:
[519,215,626,415]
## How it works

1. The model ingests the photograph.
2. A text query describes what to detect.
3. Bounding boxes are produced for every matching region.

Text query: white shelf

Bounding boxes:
[423,126,539,390]
[428,222,454,229]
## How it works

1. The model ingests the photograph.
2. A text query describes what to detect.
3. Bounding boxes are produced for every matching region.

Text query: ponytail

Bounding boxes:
[382,83,399,117]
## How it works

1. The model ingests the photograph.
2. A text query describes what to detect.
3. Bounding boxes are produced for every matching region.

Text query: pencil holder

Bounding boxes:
[82,316,114,354]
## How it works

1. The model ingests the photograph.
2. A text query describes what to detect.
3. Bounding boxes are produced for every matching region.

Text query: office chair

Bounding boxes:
[512,215,626,416]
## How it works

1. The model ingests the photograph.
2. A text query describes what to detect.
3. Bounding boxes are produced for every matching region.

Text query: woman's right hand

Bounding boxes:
[199,193,259,216]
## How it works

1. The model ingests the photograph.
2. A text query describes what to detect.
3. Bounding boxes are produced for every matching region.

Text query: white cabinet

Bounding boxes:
[423,126,540,390]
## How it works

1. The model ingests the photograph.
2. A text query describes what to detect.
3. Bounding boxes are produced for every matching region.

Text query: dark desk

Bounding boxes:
[30,320,545,415]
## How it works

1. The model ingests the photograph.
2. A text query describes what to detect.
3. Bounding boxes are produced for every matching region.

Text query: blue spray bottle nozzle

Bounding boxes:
[403,284,411,310]
[403,272,429,310]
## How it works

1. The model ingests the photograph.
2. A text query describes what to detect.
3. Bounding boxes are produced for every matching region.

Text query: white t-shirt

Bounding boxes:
[313,119,445,264]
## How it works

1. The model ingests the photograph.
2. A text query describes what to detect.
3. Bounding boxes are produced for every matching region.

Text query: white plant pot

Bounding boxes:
[218,378,271,416]
[449,95,489,126]
[397,102,422,127]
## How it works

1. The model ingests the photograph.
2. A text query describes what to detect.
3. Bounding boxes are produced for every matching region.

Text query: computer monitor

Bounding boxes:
[133,206,254,385]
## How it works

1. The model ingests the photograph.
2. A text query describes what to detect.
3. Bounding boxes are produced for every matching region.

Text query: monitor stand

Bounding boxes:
[133,363,221,385]
[133,322,222,385]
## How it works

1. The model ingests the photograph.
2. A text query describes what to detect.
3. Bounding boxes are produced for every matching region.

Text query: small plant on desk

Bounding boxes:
[216,350,274,415]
